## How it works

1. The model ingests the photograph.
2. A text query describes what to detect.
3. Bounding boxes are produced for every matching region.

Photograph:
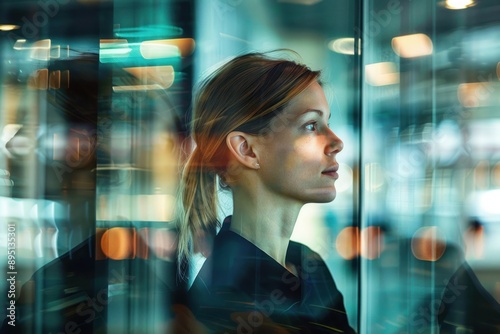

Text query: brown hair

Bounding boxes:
[177,51,321,264]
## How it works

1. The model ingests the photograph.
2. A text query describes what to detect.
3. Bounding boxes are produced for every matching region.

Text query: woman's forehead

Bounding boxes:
[284,82,330,117]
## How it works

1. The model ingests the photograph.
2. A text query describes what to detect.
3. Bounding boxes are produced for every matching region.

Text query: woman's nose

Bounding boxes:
[325,130,343,156]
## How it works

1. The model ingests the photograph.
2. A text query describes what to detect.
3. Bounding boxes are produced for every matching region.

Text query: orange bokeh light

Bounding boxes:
[360,226,384,260]
[101,227,136,260]
[411,226,446,262]
[336,227,359,260]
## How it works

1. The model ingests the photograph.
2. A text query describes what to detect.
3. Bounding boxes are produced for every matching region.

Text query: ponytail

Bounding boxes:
[177,146,220,266]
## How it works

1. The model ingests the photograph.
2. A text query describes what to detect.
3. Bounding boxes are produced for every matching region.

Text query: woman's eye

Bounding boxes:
[305,122,317,131]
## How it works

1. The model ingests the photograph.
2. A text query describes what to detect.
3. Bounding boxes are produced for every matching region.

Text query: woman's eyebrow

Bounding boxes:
[299,109,331,120]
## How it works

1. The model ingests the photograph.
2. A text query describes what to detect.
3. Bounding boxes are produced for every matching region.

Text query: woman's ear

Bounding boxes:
[226,131,260,170]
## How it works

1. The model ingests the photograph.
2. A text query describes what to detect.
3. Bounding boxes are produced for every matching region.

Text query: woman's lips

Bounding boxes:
[322,165,339,179]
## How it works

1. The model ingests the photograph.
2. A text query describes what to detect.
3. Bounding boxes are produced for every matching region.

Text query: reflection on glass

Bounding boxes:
[362,0,500,332]
[3,0,497,332]
[391,33,433,58]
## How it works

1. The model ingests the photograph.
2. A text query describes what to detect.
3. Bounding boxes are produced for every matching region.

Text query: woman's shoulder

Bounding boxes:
[287,240,329,269]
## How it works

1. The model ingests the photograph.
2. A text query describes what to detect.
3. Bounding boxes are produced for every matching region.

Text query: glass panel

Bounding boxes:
[0,0,190,332]
[1,0,361,333]
[1,0,100,332]
[361,0,500,332]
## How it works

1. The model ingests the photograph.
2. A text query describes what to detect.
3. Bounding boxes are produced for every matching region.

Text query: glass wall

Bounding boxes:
[1,0,499,333]
[361,0,500,332]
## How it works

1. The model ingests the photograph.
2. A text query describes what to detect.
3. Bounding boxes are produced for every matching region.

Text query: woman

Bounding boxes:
[176,51,355,333]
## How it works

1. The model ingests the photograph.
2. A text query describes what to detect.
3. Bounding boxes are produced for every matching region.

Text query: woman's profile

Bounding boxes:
[176,51,355,333]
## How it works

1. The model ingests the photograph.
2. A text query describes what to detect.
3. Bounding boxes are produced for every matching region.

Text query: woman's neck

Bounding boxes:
[230,189,303,268]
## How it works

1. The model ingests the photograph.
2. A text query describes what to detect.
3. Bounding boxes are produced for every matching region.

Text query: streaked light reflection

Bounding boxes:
[140,38,195,59]
[99,39,131,62]
[392,34,433,58]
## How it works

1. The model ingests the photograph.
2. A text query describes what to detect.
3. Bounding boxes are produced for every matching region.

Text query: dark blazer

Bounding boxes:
[438,262,500,333]
[187,216,356,333]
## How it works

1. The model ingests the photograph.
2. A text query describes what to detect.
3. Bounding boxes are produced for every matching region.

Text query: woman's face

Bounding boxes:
[255,81,344,204]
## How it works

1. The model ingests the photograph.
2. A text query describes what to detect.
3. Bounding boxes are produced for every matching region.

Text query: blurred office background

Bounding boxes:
[0,0,499,332]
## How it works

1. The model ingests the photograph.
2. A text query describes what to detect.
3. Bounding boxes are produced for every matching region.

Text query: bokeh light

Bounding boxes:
[360,226,384,260]
[411,227,446,262]
[336,227,359,260]
[392,34,433,58]
[101,228,137,260]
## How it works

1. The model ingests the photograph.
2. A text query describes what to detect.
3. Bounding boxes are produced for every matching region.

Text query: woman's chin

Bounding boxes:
[302,188,337,203]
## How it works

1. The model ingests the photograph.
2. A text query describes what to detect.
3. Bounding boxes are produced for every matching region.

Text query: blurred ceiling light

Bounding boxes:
[392,33,433,58]
[30,39,51,60]
[0,24,20,31]
[441,0,476,9]
[328,38,361,55]
[123,65,175,89]
[277,0,323,5]
[140,38,195,59]
[457,82,496,108]
[411,226,446,262]
[365,62,400,86]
